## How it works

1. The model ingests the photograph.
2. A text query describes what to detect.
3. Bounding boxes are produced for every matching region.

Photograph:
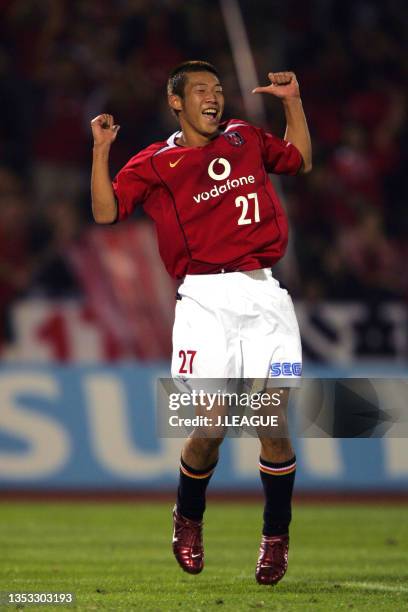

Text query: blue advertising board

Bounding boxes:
[0,364,407,491]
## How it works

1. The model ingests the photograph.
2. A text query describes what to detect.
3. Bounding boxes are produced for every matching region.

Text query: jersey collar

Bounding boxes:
[166,122,230,149]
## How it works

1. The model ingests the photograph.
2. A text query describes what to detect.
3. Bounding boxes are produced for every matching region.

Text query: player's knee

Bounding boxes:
[259,436,293,459]
[200,436,224,453]
[190,435,224,459]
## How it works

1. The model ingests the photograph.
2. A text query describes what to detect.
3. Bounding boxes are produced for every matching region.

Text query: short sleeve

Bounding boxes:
[255,126,303,175]
[112,151,154,221]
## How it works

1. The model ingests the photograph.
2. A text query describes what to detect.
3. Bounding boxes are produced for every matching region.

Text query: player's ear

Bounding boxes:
[168,94,183,113]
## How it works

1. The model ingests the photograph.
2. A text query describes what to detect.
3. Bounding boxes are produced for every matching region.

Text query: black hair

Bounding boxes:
[167,60,220,98]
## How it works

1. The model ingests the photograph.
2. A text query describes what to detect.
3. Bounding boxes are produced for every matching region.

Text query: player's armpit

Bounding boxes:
[112,145,161,221]
[257,127,304,175]
[295,157,305,175]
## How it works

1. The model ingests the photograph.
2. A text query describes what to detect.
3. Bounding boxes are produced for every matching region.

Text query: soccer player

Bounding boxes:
[90,60,312,585]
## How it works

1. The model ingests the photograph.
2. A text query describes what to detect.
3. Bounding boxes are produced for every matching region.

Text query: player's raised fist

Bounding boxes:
[252,72,300,99]
[91,114,120,146]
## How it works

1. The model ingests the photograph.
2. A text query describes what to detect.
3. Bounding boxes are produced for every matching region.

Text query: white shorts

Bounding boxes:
[171,268,302,388]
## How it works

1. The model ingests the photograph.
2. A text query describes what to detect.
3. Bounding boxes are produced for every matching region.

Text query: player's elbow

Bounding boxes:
[93,215,116,224]
[299,157,312,174]
[91,198,118,224]
[302,160,312,174]
[92,207,118,224]
[93,213,117,224]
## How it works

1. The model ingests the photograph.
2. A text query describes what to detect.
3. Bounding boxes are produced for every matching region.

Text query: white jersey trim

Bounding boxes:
[157,123,247,155]
[153,131,181,156]
[224,122,248,132]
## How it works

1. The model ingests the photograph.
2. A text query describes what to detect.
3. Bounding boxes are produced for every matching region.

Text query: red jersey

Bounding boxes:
[112,119,302,279]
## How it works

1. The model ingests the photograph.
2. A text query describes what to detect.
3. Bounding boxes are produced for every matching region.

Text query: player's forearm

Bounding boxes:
[91,144,118,223]
[283,98,312,173]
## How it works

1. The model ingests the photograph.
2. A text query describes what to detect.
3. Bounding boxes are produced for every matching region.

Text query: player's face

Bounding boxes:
[176,72,224,139]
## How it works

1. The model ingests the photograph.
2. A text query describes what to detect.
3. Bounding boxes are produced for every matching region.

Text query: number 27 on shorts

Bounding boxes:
[178,350,196,374]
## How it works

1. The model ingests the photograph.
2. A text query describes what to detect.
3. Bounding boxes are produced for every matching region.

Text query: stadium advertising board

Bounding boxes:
[0,365,407,491]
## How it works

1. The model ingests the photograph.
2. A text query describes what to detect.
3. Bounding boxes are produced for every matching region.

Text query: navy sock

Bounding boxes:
[176,456,217,521]
[259,455,296,536]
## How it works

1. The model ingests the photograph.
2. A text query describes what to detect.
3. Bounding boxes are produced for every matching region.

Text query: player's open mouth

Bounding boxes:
[202,108,219,123]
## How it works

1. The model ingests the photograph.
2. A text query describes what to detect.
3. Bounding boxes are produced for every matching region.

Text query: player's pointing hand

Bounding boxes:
[91,114,121,147]
[252,72,300,99]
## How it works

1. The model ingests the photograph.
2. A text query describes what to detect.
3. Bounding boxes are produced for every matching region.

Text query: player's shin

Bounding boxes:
[176,443,219,521]
[259,452,296,536]
[172,439,220,575]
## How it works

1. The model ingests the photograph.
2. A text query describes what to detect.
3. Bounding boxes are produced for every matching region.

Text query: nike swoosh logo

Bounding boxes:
[191,553,201,558]
[169,155,185,168]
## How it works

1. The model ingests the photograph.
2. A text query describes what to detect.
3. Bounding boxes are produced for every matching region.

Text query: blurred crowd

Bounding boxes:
[0,0,406,349]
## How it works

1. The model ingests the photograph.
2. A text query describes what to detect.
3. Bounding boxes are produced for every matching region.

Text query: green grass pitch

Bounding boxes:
[0,502,407,611]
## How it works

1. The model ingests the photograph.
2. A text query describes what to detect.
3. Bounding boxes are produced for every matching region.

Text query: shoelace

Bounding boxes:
[262,539,287,565]
[176,517,202,548]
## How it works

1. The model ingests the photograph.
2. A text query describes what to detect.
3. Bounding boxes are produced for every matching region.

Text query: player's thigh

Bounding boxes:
[242,286,302,384]
[171,296,235,379]
[254,388,290,438]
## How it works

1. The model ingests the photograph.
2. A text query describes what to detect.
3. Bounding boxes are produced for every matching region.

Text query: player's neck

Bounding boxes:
[177,124,219,148]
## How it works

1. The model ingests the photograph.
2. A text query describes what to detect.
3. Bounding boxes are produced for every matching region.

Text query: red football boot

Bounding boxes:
[255,534,289,585]
[172,506,204,574]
